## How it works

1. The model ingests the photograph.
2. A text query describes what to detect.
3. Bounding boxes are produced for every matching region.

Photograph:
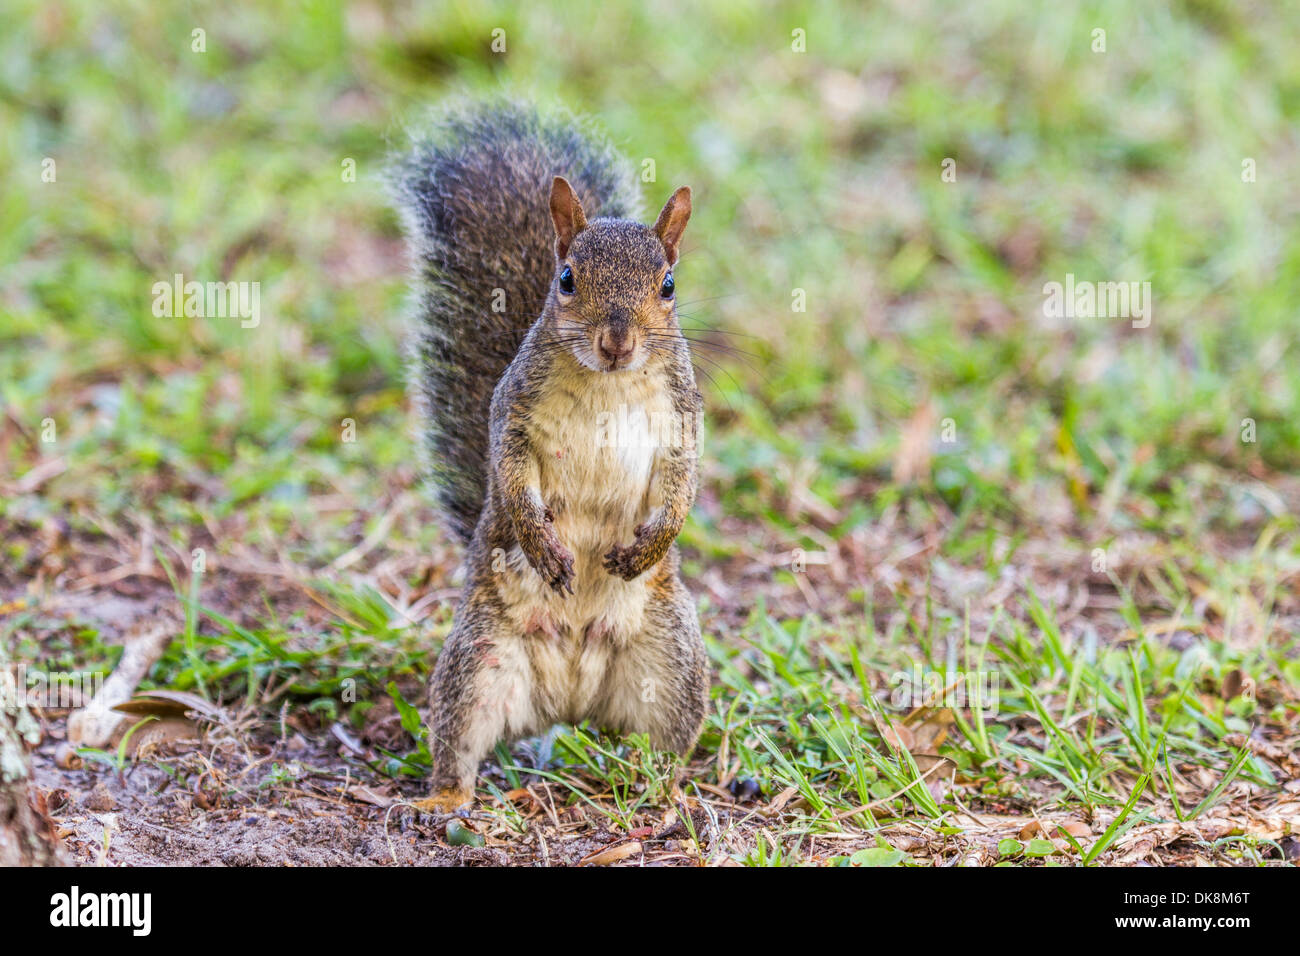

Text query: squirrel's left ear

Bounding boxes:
[653,186,692,266]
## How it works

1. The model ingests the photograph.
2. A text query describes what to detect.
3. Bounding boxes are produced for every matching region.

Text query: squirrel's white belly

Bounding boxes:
[500,371,675,716]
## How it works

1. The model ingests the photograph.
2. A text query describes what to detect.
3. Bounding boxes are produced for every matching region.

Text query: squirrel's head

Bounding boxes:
[547,176,691,373]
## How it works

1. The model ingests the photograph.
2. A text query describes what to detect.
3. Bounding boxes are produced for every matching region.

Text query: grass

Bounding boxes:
[2,0,1298,865]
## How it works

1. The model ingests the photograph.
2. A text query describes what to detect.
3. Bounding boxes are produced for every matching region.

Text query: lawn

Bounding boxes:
[2,0,1298,865]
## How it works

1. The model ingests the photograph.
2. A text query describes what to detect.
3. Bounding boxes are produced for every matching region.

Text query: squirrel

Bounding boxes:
[391,101,708,810]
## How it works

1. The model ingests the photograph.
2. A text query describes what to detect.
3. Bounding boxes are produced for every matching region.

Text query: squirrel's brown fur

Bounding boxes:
[391,101,707,808]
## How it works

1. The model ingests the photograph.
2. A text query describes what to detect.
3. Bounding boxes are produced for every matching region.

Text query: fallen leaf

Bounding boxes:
[904,707,955,750]
[1223,733,1299,775]
[112,689,223,721]
[1020,819,1090,840]
[119,716,201,756]
[581,841,642,866]
[344,784,396,808]
[911,753,958,802]
[880,723,915,751]
[768,786,799,813]
[893,400,936,485]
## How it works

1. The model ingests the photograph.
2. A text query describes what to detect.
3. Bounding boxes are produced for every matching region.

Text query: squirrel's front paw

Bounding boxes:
[602,542,642,580]
[604,522,669,580]
[534,530,575,595]
[604,525,656,580]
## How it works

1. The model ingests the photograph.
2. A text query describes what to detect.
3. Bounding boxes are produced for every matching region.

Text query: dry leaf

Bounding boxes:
[121,716,201,756]
[1111,801,1300,862]
[112,689,223,721]
[345,784,396,808]
[768,786,799,813]
[880,723,915,751]
[1020,819,1090,840]
[581,841,642,866]
[893,400,936,485]
[911,753,957,802]
[904,707,955,750]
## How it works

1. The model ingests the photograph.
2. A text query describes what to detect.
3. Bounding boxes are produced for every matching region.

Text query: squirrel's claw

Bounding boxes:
[604,522,660,580]
[602,543,641,581]
[413,786,473,814]
[546,570,573,596]
[536,535,575,596]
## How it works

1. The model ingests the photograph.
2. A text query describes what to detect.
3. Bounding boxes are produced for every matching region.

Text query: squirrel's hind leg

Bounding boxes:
[426,597,540,808]
[587,574,708,756]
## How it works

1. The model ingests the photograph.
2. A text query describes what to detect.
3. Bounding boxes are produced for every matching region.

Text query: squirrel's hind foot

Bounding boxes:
[412,786,474,813]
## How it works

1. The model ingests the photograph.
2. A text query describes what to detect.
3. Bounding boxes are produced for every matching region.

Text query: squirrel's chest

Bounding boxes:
[528,371,673,529]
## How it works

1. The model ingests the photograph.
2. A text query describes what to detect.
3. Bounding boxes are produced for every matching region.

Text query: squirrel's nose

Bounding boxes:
[597,328,635,366]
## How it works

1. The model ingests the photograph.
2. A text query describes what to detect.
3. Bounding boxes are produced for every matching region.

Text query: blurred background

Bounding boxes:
[5,0,1298,633]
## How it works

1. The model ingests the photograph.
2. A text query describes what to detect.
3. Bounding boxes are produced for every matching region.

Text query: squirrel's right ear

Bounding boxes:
[549,176,588,259]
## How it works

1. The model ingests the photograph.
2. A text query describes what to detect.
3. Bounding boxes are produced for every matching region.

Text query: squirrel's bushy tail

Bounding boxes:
[391,100,641,544]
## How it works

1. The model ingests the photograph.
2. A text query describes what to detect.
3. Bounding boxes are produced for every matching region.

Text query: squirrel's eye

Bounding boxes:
[660,271,674,299]
[558,265,575,295]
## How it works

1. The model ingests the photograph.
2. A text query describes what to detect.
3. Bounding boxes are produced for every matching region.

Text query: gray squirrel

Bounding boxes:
[391,101,707,808]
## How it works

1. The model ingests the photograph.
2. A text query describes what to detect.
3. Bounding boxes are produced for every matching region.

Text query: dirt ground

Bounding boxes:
[16,568,754,868]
